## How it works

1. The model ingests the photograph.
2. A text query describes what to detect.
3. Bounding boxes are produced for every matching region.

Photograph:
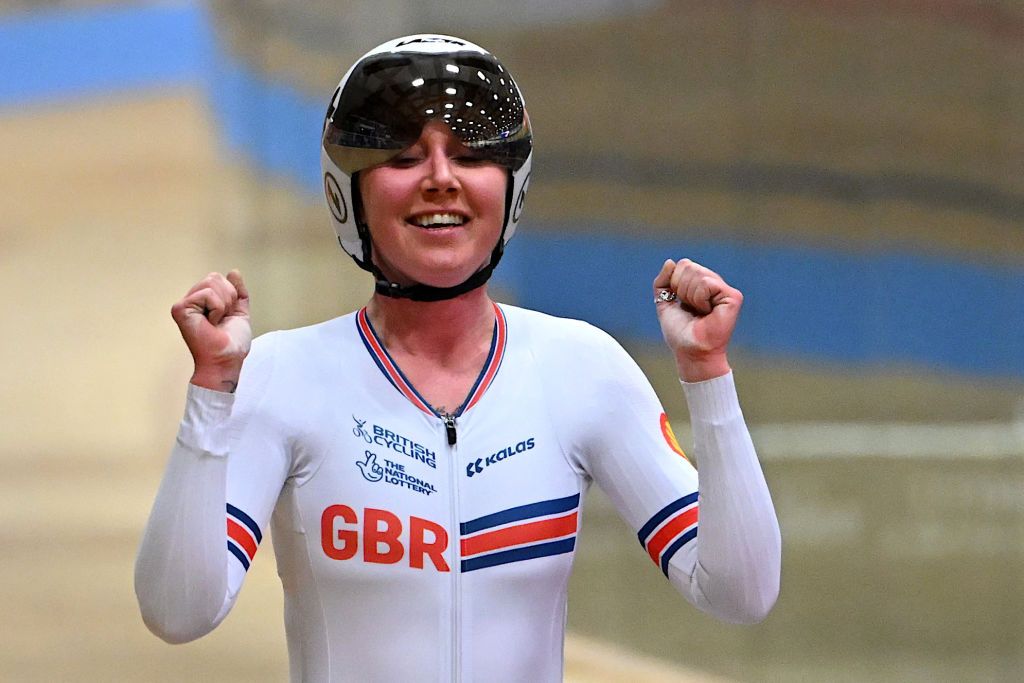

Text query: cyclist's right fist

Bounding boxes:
[170,269,252,393]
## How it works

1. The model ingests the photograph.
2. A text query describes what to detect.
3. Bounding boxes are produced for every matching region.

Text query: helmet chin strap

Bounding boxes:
[371,257,499,302]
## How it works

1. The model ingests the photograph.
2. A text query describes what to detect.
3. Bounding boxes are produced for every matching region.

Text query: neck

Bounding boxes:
[365,285,495,364]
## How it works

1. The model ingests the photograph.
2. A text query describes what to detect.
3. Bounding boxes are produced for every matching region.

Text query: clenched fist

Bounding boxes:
[653,258,742,382]
[170,270,252,392]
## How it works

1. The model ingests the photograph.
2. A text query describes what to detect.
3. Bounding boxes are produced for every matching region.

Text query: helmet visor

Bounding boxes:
[323,50,531,174]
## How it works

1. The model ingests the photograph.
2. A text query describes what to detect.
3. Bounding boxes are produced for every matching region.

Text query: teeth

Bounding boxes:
[413,213,466,228]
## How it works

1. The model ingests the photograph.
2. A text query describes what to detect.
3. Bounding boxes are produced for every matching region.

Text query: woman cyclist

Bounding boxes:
[136,34,781,682]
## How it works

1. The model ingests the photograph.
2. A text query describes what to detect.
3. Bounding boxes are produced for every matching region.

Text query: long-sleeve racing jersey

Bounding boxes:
[135,303,781,682]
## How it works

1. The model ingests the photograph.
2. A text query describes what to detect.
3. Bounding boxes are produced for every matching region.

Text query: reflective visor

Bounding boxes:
[323,51,531,174]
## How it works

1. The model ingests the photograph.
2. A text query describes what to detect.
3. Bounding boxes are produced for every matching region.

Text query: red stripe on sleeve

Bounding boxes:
[646,506,699,565]
[228,518,259,560]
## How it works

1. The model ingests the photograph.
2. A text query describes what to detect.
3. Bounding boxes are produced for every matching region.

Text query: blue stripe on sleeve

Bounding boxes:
[461,493,580,535]
[227,541,251,571]
[461,537,576,572]
[659,527,698,576]
[637,492,699,547]
[226,503,262,543]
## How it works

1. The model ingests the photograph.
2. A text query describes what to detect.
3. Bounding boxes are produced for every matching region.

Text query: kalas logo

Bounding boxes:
[466,438,536,478]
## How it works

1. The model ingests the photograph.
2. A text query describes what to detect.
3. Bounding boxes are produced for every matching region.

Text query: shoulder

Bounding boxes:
[248,311,360,362]
[500,303,615,346]
[498,303,631,367]
[237,311,360,397]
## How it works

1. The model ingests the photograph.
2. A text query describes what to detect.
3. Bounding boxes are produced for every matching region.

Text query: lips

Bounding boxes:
[408,212,469,229]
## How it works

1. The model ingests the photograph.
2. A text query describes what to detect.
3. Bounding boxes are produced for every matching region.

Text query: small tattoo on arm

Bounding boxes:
[222,380,238,393]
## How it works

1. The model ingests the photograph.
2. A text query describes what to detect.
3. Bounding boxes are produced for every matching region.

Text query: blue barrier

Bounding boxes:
[494,230,1024,379]
[0,2,213,106]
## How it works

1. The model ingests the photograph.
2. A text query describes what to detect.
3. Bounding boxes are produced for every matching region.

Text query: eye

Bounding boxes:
[453,153,489,165]
[387,154,422,168]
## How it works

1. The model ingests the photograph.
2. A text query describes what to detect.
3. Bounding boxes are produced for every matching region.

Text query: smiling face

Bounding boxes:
[357,122,508,289]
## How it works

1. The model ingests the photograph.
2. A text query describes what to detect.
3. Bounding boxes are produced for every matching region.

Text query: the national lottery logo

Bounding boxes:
[356,450,437,496]
[351,416,436,469]
[356,451,384,482]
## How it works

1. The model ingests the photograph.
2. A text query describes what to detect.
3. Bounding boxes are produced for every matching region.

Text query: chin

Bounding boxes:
[408,258,489,288]
[410,271,478,289]
[375,247,490,290]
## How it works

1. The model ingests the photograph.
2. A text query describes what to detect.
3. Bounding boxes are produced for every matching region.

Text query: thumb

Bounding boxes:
[226,269,250,317]
[652,259,675,294]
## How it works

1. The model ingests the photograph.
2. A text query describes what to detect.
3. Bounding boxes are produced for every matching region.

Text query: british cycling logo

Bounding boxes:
[352,416,373,443]
[357,450,437,496]
[466,438,536,478]
[352,416,436,469]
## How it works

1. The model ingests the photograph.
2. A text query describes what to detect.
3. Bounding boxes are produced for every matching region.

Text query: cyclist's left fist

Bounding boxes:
[652,258,742,381]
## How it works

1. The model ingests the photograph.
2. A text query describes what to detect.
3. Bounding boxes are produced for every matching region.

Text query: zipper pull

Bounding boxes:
[442,413,457,446]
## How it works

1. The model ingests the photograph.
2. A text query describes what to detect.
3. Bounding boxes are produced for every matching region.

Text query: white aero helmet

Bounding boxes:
[320,34,533,301]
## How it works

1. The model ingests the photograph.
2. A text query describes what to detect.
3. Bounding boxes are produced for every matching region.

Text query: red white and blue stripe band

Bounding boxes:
[460,493,580,572]
[356,303,507,417]
[637,492,699,577]
[227,503,262,571]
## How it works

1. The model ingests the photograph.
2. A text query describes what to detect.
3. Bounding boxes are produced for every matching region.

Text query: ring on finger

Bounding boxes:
[655,290,678,304]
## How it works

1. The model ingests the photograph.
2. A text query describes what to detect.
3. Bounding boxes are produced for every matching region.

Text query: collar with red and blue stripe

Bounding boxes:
[355,302,508,418]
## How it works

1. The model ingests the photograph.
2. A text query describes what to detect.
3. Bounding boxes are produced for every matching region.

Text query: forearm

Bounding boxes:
[673,372,781,623]
[134,385,234,643]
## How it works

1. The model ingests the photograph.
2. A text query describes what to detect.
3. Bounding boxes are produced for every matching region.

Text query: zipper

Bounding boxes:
[443,412,461,681]
[443,413,457,445]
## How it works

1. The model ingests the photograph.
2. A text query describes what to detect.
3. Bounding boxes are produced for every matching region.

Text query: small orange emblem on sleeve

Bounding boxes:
[660,413,688,461]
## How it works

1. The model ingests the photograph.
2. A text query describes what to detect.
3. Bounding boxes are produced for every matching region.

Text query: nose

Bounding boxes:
[421,145,460,197]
